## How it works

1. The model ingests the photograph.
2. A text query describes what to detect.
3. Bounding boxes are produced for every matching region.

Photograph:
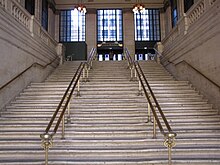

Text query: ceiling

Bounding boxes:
[54,0,165,10]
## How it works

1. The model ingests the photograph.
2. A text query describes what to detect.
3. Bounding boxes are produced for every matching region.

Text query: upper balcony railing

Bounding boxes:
[162,0,219,49]
[0,0,6,9]
[0,0,58,50]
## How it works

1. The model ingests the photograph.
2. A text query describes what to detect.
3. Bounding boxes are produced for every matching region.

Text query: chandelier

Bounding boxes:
[75,0,87,14]
[132,0,145,13]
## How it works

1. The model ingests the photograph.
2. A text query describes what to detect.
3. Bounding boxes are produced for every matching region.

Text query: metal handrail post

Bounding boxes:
[86,65,89,82]
[82,67,86,82]
[61,114,65,139]
[76,79,81,97]
[67,100,71,124]
[130,66,133,81]
[134,68,137,79]
[164,132,177,165]
[153,116,157,138]
[147,95,153,123]
[40,133,53,165]
[137,79,142,96]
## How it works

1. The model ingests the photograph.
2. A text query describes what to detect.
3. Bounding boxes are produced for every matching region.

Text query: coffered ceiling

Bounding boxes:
[54,0,164,10]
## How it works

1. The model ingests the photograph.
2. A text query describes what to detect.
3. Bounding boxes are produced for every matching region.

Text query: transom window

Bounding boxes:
[97,9,123,42]
[134,9,161,41]
[60,9,86,42]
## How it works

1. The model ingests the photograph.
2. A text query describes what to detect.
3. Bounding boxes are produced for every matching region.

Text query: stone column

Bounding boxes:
[35,0,41,21]
[48,8,55,38]
[86,10,97,59]
[165,6,172,35]
[177,0,185,18]
[160,9,166,40]
[54,11,60,42]
[56,43,66,65]
[123,9,135,59]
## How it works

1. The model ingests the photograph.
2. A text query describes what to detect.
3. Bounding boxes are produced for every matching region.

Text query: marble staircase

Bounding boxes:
[0,60,220,164]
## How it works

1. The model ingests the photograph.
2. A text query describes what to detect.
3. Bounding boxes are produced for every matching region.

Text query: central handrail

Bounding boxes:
[40,48,96,165]
[124,48,176,165]
[44,62,84,134]
[135,61,172,133]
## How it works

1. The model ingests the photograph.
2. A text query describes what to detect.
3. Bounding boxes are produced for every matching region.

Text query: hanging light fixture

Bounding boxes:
[75,0,87,14]
[132,0,145,13]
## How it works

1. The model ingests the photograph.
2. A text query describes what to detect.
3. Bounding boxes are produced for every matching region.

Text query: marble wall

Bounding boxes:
[161,0,220,110]
[0,0,61,111]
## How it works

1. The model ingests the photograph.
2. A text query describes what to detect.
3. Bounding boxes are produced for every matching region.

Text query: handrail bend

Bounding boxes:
[0,56,59,91]
[40,48,96,165]
[124,48,176,165]
[175,60,220,89]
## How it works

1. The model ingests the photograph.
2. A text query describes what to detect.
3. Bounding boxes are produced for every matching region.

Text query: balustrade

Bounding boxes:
[210,0,216,6]
[11,0,31,29]
[162,0,219,50]
[188,0,205,25]
[1,0,58,51]
[0,0,5,8]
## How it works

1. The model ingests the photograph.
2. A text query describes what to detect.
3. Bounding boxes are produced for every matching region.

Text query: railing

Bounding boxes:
[11,0,31,29]
[40,48,96,165]
[153,48,162,64]
[188,0,205,25]
[124,48,176,165]
[1,0,58,51]
[0,57,59,91]
[0,0,6,8]
[162,0,218,49]
[175,60,220,89]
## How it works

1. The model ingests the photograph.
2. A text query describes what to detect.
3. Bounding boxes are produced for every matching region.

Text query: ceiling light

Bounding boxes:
[132,1,145,13]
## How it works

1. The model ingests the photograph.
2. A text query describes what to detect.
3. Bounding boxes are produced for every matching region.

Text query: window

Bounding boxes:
[171,0,178,27]
[184,0,194,13]
[59,9,86,42]
[41,0,48,30]
[134,9,161,41]
[97,9,123,42]
[25,0,35,15]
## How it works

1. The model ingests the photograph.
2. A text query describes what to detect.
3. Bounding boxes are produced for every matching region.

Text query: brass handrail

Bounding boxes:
[134,62,164,132]
[40,48,96,165]
[124,48,176,165]
[135,61,173,133]
[175,60,220,89]
[0,56,59,91]
[44,62,84,134]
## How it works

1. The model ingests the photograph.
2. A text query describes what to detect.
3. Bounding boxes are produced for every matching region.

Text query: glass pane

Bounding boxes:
[59,9,85,42]
[97,9,123,42]
[134,9,160,41]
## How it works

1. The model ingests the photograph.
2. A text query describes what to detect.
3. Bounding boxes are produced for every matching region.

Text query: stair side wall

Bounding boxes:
[0,5,60,111]
[160,0,220,110]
